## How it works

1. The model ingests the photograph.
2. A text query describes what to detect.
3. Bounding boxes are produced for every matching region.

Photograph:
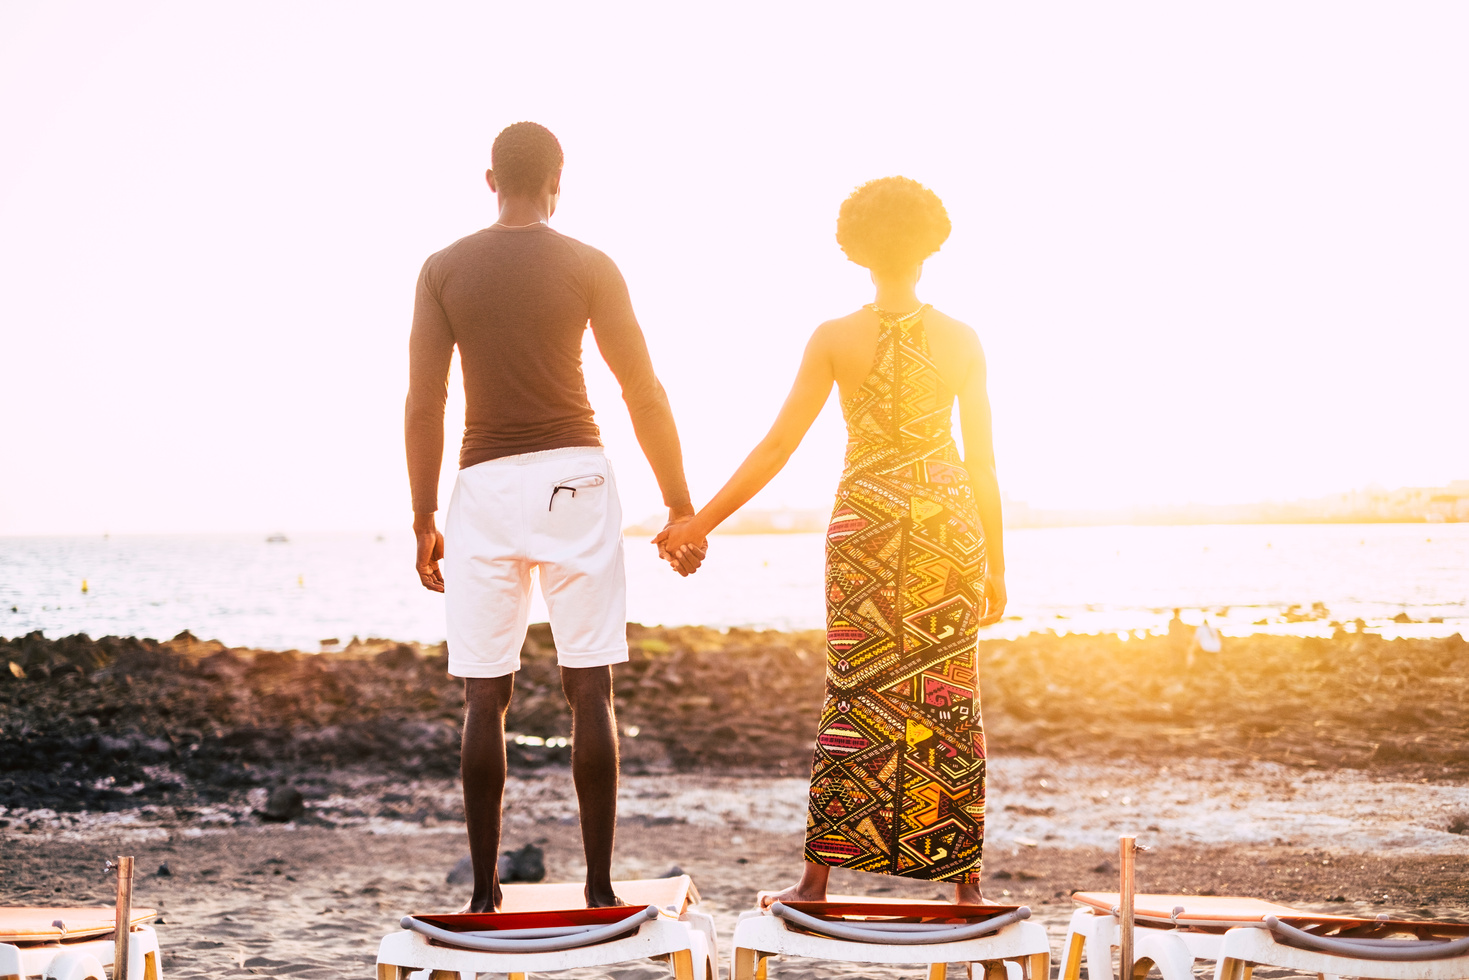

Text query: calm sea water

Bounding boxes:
[1,524,1465,651]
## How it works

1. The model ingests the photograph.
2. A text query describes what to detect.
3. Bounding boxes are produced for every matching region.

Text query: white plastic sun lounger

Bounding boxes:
[0,907,162,980]
[732,897,1050,980]
[1061,892,1469,980]
[375,876,716,980]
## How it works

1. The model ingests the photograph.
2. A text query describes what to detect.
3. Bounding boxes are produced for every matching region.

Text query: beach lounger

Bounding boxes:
[1060,892,1469,980]
[731,897,1050,980]
[0,907,161,980]
[375,875,717,980]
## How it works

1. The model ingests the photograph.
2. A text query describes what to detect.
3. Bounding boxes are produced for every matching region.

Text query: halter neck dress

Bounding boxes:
[804,304,987,883]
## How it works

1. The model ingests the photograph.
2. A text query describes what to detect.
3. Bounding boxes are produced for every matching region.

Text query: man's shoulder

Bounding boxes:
[418,230,485,286]
[544,228,618,270]
[419,226,621,287]
[424,227,496,266]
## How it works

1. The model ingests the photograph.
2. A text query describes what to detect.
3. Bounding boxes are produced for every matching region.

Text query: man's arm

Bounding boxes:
[405,259,454,592]
[585,254,696,542]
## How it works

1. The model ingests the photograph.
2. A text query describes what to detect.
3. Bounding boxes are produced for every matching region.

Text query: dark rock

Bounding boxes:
[376,644,418,670]
[660,865,685,878]
[446,855,474,885]
[156,862,172,877]
[499,843,545,883]
[6,626,1469,814]
[260,786,304,822]
[98,735,134,757]
[197,651,246,681]
[1091,860,1116,874]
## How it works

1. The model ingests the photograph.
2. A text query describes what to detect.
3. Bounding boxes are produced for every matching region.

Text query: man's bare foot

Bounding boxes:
[457,895,501,913]
[462,885,502,913]
[757,880,827,908]
[457,879,502,913]
[954,881,985,905]
[585,884,628,908]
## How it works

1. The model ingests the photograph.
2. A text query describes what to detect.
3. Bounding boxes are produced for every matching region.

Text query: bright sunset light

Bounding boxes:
[2,7,1468,971]
[2,4,1466,535]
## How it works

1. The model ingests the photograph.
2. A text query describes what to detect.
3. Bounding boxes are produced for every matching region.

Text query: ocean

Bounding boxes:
[2,523,1465,651]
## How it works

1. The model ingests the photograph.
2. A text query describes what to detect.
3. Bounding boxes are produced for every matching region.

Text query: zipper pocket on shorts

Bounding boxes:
[548,474,605,510]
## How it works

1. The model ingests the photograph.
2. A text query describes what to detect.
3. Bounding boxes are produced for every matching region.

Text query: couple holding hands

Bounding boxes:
[405,122,1007,913]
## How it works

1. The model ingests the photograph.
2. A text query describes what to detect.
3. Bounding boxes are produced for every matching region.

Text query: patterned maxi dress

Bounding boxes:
[804,304,987,884]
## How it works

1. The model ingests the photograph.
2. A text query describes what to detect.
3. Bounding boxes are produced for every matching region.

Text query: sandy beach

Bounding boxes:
[4,761,1468,980]
[4,626,1468,979]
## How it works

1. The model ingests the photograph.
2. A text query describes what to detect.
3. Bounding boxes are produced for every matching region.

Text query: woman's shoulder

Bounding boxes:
[922,308,986,380]
[923,307,979,345]
[824,306,879,330]
[807,307,878,346]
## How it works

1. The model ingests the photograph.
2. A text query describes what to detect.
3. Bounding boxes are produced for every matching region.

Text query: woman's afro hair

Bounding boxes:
[491,121,564,196]
[836,176,951,274]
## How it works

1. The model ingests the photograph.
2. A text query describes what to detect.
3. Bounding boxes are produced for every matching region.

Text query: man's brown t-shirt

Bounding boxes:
[405,224,689,515]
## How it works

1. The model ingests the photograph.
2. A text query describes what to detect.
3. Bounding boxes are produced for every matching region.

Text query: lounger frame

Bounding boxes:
[732,904,1050,980]
[375,909,717,980]
[1061,907,1469,980]
[0,925,162,980]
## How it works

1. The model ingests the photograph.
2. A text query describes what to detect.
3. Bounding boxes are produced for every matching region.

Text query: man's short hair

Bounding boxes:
[491,122,564,196]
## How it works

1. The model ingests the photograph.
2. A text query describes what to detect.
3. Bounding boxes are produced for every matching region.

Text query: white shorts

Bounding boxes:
[443,446,628,678]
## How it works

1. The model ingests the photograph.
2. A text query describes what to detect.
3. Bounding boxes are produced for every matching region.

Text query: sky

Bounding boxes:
[1,1,1466,535]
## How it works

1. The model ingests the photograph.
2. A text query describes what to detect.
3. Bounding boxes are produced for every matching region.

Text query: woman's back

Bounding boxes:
[826,305,981,468]
[828,305,980,406]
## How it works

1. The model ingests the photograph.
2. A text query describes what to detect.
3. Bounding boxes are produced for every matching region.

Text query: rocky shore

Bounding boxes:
[2,626,1467,812]
[4,626,1469,980]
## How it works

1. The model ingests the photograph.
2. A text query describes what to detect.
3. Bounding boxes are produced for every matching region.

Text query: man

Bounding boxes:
[405,121,703,910]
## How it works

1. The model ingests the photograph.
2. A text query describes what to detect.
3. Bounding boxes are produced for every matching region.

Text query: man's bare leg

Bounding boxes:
[560,665,624,907]
[462,674,515,912]
[758,861,830,907]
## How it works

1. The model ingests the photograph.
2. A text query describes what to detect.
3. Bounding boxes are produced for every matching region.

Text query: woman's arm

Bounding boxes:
[656,326,837,556]
[957,336,1007,625]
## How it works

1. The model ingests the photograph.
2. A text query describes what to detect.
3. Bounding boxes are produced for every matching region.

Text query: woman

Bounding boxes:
[658,177,1006,903]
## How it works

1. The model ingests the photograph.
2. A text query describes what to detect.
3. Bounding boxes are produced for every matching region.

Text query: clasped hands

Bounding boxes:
[653,513,708,577]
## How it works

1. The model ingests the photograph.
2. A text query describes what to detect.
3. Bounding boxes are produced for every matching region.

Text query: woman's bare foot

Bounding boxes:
[757,881,827,908]
[954,881,985,905]
[758,861,832,908]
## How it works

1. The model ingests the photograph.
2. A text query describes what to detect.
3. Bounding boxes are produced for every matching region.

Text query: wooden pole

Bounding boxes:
[114,856,135,980]
[1119,836,1136,980]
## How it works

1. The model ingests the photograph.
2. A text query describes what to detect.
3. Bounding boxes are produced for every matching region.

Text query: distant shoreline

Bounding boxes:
[1004,515,1453,529]
[621,516,1460,535]
[3,518,1465,540]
